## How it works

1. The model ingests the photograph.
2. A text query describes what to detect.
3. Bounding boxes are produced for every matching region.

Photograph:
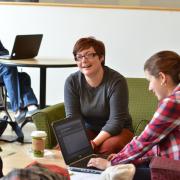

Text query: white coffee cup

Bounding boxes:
[31,131,47,157]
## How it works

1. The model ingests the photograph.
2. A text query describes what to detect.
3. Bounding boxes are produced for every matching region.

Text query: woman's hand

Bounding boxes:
[107,153,117,160]
[90,140,97,149]
[53,144,61,151]
[87,158,111,170]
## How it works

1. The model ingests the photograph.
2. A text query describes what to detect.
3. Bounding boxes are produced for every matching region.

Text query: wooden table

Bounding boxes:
[1,143,100,179]
[1,143,66,175]
[0,58,76,109]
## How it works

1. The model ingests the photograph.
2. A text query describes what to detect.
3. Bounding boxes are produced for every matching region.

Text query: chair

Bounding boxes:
[32,78,157,148]
[0,74,35,130]
[32,103,65,148]
[126,78,158,135]
[0,81,24,143]
[32,78,158,149]
[0,81,13,122]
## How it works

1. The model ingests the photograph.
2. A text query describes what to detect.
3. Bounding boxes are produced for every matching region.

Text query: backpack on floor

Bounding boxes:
[0,116,24,143]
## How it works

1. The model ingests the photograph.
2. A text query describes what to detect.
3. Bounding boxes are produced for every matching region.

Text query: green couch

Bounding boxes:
[32,78,158,149]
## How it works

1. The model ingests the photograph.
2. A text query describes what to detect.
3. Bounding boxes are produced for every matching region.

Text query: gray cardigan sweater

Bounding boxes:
[64,66,133,135]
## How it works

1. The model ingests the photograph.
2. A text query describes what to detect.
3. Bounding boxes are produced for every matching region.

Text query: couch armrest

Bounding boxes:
[32,103,65,149]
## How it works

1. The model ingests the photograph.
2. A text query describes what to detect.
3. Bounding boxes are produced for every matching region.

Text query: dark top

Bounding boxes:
[64,66,133,136]
[0,41,9,56]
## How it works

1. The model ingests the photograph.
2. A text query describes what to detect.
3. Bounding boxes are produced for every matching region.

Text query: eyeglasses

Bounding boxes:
[75,52,97,62]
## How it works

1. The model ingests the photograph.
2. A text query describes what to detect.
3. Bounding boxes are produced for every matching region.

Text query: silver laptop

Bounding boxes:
[0,34,43,60]
[52,117,107,174]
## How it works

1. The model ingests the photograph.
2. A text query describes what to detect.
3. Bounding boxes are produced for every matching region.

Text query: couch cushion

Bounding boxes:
[126,78,157,135]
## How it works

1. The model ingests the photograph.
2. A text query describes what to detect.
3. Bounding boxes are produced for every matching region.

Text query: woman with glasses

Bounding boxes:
[64,37,134,155]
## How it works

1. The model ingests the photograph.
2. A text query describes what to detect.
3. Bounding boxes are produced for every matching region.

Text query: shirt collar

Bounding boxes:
[172,83,180,94]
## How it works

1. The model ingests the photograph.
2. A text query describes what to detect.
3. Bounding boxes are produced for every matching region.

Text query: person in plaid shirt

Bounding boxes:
[87,50,180,179]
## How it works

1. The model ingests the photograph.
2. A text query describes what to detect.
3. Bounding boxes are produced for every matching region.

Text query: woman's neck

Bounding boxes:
[167,83,177,96]
[85,67,104,88]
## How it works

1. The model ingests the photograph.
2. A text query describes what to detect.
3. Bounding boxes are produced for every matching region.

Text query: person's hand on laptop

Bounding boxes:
[87,157,111,170]
[53,144,61,151]
[107,153,117,161]
[90,140,97,149]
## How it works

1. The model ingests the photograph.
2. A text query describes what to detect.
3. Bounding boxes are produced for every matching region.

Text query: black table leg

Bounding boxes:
[39,67,46,109]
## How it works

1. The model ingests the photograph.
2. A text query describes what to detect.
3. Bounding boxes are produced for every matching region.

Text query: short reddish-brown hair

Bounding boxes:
[73,37,105,65]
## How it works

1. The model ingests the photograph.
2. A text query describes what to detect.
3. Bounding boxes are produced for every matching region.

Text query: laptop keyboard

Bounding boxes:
[72,156,93,168]
[70,154,107,174]
[70,155,102,174]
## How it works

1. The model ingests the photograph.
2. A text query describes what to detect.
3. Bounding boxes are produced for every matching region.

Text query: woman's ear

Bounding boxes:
[159,72,167,86]
[100,55,104,63]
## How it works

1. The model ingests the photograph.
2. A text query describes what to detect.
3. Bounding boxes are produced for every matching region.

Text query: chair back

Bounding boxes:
[126,78,158,135]
[0,82,13,121]
[0,82,6,110]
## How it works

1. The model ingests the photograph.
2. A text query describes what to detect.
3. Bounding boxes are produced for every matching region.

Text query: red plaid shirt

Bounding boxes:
[111,84,180,165]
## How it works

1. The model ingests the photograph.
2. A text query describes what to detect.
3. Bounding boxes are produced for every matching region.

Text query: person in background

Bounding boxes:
[87,50,180,179]
[64,37,134,155]
[0,40,38,123]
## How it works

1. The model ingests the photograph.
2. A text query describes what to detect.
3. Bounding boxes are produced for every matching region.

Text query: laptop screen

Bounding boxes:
[52,117,94,165]
[10,34,43,59]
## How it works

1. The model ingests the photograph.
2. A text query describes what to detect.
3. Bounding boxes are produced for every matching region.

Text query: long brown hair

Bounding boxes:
[144,51,180,84]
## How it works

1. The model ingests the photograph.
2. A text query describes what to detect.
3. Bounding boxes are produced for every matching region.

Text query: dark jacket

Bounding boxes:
[0,41,9,56]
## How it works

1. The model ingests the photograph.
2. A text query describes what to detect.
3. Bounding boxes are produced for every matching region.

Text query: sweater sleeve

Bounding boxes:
[64,74,82,119]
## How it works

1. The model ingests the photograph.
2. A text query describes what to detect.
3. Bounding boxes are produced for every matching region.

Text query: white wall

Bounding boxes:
[0,4,180,105]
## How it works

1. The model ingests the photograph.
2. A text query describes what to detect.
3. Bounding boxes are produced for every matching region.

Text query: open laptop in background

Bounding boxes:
[0,34,43,60]
[52,117,106,174]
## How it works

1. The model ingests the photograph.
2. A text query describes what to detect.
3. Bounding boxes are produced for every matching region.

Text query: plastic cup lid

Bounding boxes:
[31,131,47,138]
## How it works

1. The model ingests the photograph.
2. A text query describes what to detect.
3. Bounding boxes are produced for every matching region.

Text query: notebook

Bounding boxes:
[52,117,106,174]
[0,34,43,60]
